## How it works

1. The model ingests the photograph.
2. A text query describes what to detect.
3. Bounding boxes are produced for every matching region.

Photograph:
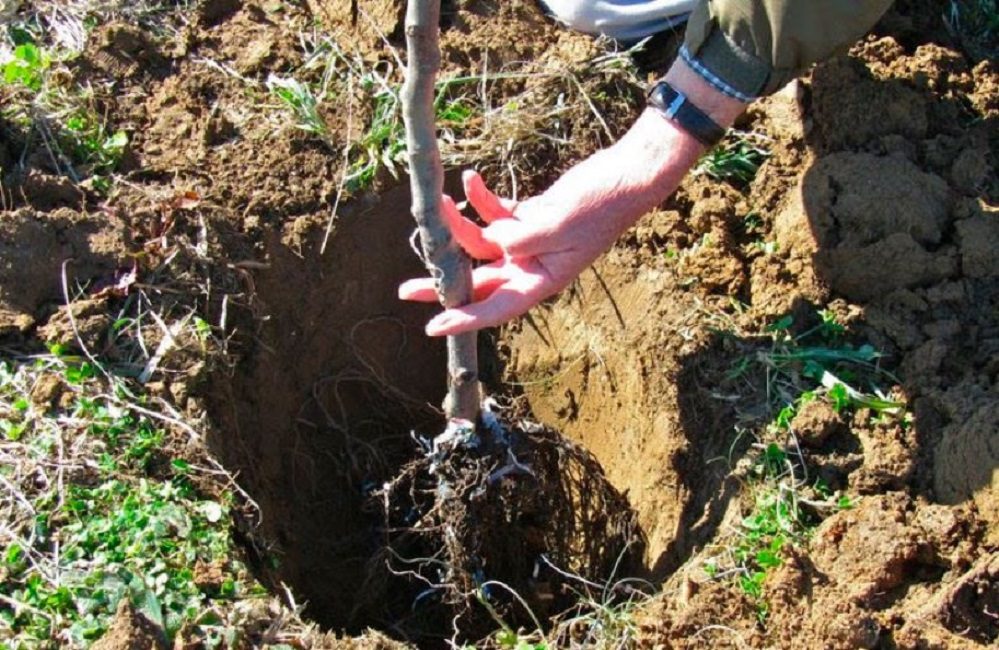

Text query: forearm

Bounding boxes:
[538,58,747,248]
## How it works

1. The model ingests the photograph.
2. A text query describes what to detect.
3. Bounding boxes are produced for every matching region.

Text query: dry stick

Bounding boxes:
[402,0,479,421]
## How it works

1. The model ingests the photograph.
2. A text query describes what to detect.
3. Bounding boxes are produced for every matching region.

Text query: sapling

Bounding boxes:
[401,0,479,421]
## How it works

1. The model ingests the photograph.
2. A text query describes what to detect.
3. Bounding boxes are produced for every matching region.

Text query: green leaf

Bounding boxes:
[767,314,793,332]
[64,362,97,385]
[104,131,128,151]
[496,630,519,647]
[755,549,781,568]
[1,419,27,441]
[5,543,24,565]
[14,43,41,66]
[133,589,164,631]
[828,383,850,412]
[775,404,795,430]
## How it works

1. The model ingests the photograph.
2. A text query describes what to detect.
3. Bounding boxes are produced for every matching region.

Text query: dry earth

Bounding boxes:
[0,0,996,648]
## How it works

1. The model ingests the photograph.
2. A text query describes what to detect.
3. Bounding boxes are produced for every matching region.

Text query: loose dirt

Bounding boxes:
[1,0,995,647]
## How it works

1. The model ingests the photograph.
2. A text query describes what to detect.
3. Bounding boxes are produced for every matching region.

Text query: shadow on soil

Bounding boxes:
[205,179,451,634]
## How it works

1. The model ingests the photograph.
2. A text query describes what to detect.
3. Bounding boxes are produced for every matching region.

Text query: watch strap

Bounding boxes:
[647,80,726,147]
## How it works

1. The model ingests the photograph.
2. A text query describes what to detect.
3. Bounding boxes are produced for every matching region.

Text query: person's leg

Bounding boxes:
[538,0,697,42]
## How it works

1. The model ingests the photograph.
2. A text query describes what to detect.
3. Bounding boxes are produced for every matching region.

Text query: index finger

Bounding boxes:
[464,170,517,224]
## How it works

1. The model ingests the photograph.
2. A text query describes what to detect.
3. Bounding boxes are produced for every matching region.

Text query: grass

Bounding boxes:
[703,309,904,622]
[0,350,264,647]
[262,34,484,194]
[1,25,128,191]
[695,131,771,186]
[946,0,999,60]
[754,311,905,418]
[267,74,328,137]
[471,564,651,650]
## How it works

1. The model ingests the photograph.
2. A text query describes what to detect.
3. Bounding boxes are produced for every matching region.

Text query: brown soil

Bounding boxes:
[1,0,996,648]
[90,599,167,650]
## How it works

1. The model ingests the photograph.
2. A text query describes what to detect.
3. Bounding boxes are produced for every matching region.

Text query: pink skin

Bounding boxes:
[399,59,747,337]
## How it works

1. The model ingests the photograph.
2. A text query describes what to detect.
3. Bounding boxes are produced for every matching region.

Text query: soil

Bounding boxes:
[1,0,996,648]
[89,599,167,650]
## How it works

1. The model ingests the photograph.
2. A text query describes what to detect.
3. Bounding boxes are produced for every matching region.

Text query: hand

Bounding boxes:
[399,169,622,336]
[398,106,714,336]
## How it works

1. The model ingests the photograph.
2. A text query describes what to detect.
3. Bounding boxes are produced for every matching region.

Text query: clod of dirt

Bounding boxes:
[819,232,957,304]
[933,399,999,545]
[894,552,998,647]
[637,578,764,649]
[804,152,952,249]
[949,147,990,195]
[790,399,847,448]
[0,208,127,335]
[198,0,243,27]
[849,412,918,493]
[956,206,999,278]
[811,494,935,605]
[811,45,928,151]
[91,599,167,650]
[306,0,405,48]
[969,60,999,116]
[15,170,85,210]
[85,23,169,80]
[761,493,986,648]
[37,298,114,352]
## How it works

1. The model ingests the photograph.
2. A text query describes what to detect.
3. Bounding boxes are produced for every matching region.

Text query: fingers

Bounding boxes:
[480,215,558,259]
[463,170,517,223]
[398,261,510,303]
[441,195,503,260]
[462,170,560,259]
[424,272,549,336]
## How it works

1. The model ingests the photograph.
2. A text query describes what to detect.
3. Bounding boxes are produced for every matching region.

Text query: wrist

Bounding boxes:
[662,57,747,130]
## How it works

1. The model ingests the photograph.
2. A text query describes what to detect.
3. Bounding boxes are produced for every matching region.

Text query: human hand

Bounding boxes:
[399,169,614,336]
[399,103,719,337]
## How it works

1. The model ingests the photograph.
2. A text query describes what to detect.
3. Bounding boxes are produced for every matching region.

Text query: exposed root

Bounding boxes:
[370,405,645,643]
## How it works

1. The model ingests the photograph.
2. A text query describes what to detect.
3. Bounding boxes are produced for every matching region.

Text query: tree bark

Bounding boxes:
[401,0,480,422]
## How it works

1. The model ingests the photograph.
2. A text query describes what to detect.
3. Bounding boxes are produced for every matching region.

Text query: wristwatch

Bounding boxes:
[647,80,726,147]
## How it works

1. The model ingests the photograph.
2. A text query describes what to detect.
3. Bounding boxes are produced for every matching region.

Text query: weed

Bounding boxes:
[946,0,999,59]
[695,131,771,185]
[63,111,129,175]
[1,30,128,190]
[756,312,904,418]
[346,82,405,190]
[0,353,257,647]
[707,309,902,622]
[2,41,49,90]
[704,433,852,624]
[267,74,328,137]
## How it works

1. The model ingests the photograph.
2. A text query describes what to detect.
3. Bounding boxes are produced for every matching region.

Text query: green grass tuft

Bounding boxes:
[695,131,771,186]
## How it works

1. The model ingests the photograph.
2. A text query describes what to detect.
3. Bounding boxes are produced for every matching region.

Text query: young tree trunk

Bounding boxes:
[401,0,480,422]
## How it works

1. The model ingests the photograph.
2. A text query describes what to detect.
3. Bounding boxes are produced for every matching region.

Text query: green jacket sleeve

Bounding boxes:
[681,0,894,101]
